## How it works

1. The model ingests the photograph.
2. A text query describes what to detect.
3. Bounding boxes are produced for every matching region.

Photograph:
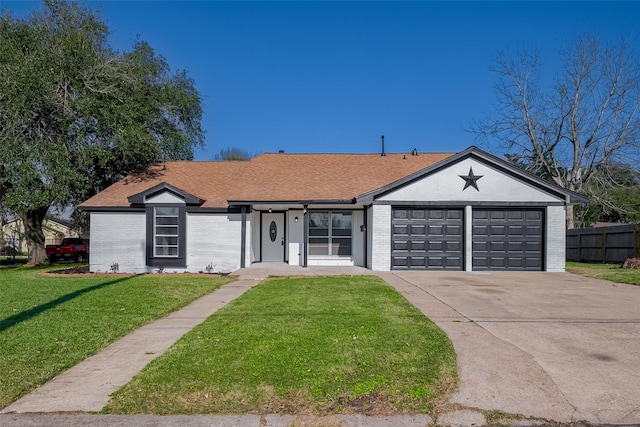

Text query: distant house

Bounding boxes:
[1,217,79,254]
[80,146,587,273]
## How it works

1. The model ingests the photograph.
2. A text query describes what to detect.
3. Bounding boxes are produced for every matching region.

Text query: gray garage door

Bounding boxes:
[392,208,463,270]
[472,208,543,271]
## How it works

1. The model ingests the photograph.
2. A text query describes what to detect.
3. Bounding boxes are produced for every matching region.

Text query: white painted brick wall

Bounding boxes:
[187,213,243,273]
[465,205,473,271]
[90,212,148,273]
[546,205,566,272]
[371,205,391,271]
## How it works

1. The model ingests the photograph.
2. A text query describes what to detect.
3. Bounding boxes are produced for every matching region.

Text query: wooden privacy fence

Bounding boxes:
[566,224,640,263]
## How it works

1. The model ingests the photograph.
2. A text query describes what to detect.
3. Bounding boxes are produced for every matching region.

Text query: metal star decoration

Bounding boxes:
[459,167,483,191]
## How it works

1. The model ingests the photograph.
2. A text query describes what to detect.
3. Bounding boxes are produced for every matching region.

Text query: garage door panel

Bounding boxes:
[474,256,489,268]
[526,258,542,267]
[526,210,542,220]
[526,242,541,251]
[446,241,462,251]
[392,256,408,267]
[393,240,408,251]
[393,209,409,220]
[410,257,426,267]
[473,210,488,220]
[473,225,489,236]
[429,209,451,220]
[508,225,524,236]
[444,257,462,267]
[410,225,426,235]
[490,241,506,252]
[473,208,543,271]
[508,241,524,251]
[473,241,488,251]
[426,225,442,235]
[411,209,426,219]
[490,225,506,235]
[507,257,525,268]
[428,240,444,251]
[526,225,542,235]
[491,211,506,220]
[392,208,463,270]
[393,224,408,235]
[448,210,462,219]
[446,225,462,235]
[410,241,426,251]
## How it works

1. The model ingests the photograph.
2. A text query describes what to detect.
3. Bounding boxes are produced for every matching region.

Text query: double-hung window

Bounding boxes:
[309,211,352,257]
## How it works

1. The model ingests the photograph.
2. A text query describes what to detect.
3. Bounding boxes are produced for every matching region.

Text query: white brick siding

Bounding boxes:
[89,212,148,273]
[546,205,566,272]
[371,205,391,271]
[187,213,245,273]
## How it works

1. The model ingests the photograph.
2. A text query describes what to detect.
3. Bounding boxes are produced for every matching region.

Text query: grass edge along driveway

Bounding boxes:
[0,266,232,409]
[566,261,640,286]
[105,275,457,416]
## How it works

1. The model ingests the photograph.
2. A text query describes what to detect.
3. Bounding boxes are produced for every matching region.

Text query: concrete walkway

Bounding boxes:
[1,273,267,414]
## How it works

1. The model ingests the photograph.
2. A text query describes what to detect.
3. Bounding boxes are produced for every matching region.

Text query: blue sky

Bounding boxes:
[2,1,639,160]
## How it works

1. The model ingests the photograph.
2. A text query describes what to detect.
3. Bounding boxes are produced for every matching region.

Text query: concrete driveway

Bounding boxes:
[379,271,640,425]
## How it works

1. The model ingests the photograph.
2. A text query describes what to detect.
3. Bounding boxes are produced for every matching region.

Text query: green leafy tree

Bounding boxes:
[577,163,640,226]
[472,35,640,228]
[0,1,204,264]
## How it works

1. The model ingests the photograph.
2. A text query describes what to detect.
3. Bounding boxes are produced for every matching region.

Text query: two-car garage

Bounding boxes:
[366,147,586,272]
[391,207,544,271]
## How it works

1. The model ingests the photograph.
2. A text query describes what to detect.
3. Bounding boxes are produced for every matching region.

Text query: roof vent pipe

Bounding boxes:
[381,135,386,157]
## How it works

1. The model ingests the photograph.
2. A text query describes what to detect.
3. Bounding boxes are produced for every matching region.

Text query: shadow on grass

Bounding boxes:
[0,276,133,332]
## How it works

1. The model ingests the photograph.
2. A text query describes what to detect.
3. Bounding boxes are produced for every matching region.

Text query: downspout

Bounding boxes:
[240,205,247,268]
[363,205,368,268]
[303,204,308,267]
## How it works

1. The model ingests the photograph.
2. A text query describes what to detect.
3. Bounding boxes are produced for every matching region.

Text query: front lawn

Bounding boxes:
[566,261,640,286]
[0,266,232,409]
[105,275,456,416]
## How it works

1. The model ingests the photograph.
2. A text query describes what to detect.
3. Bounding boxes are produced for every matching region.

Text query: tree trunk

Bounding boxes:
[566,204,576,230]
[0,221,6,248]
[19,208,48,265]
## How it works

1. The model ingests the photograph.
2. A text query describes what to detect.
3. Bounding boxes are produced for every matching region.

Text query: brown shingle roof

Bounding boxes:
[80,152,453,209]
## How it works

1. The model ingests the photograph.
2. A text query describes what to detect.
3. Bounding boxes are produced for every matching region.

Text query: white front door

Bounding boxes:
[262,213,285,262]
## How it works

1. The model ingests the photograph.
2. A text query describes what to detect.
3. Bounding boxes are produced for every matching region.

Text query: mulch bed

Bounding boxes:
[44,265,233,278]
[47,265,91,275]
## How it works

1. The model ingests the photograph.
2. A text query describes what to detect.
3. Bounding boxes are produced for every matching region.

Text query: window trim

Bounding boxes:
[146,204,186,267]
[308,210,353,258]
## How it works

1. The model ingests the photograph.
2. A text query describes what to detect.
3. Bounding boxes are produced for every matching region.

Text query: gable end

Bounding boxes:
[127,182,204,206]
[357,146,588,205]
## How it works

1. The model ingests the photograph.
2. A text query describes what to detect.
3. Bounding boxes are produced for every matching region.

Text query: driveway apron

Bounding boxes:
[379,271,640,425]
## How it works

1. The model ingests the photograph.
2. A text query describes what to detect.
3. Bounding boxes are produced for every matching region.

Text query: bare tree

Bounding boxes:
[213,147,252,161]
[472,35,640,228]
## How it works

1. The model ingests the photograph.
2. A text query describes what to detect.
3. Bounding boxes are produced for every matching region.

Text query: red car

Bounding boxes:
[46,238,90,263]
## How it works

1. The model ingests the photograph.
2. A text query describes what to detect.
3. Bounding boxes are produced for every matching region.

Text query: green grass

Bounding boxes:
[0,256,27,266]
[0,266,233,408]
[105,275,457,416]
[566,261,640,286]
